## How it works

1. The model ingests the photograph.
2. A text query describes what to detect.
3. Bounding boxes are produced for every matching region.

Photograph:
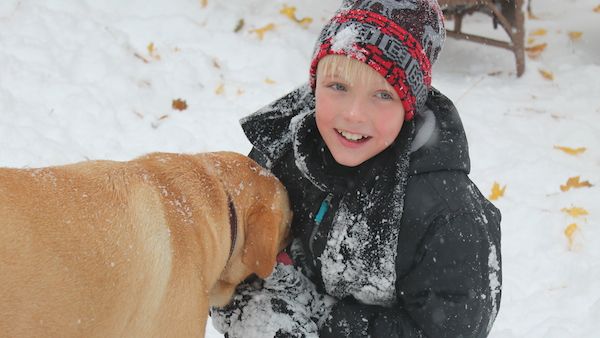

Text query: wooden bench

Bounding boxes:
[438,0,526,76]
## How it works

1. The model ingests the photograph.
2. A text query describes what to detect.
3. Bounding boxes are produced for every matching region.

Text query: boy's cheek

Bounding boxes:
[315,98,336,124]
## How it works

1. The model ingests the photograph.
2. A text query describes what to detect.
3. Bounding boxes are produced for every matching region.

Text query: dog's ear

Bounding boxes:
[243,204,282,279]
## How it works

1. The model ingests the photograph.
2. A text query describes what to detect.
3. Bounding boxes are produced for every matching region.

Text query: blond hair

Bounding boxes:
[316,54,395,92]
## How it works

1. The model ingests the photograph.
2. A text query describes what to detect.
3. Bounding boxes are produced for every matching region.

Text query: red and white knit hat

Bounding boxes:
[309,0,446,120]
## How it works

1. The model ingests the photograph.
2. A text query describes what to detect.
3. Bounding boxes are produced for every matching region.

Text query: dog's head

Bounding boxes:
[207,152,292,307]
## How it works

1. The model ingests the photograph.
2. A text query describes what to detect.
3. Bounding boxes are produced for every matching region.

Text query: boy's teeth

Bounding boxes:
[338,129,366,141]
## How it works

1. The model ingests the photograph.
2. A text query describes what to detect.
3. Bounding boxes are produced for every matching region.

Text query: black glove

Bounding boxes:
[274,329,304,338]
[319,297,377,338]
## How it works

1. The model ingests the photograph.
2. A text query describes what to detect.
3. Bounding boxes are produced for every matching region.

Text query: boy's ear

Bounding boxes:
[242,204,282,279]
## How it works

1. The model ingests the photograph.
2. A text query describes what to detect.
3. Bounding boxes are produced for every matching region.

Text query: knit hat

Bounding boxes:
[309,0,445,120]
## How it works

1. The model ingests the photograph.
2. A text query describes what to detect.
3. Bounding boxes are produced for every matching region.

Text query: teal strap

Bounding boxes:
[314,193,333,225]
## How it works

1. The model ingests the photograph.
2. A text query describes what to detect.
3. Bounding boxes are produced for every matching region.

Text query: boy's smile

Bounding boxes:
[314,56,406,167]
[336,129,370,143]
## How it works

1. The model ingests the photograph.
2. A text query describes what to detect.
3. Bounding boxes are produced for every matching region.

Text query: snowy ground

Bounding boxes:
[1,0,598,337]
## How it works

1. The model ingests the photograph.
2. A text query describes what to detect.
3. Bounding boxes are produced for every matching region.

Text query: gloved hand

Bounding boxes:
[212,263,335,338]
[319,297,377,338]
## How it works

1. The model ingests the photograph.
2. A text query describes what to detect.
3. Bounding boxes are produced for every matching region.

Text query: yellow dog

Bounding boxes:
[0,151,291,337]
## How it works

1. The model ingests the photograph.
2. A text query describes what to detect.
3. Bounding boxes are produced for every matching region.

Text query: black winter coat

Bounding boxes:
[214,84,502,338]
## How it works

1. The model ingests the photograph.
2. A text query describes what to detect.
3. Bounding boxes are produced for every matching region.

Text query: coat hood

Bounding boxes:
[409,88,470,175]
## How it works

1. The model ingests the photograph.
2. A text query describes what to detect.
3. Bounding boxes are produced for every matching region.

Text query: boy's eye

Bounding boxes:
[328,82,347,92]
[375,91,394,100]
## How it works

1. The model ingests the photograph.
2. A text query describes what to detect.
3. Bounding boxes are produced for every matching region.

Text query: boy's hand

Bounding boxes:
[319,297,377,338]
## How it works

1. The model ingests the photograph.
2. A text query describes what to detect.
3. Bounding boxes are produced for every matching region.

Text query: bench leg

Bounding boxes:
[513,0,526,76]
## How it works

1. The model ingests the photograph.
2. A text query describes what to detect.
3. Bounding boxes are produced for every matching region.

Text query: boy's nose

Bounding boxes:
[342,97,368,123]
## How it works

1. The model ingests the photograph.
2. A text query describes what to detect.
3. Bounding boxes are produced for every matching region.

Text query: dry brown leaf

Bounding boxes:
[134,53,150,63]
[234,19,245,33]
[280,5,313,28]
[264,78,276,84]
[527,37,536,45]
[147,42,156,54]
[539,68,554,81]
[530,28,547,36]
[147,42,160,61]
[568,31,583,41]
[200,0,208,8]
[561,206,589,218]
[560,176,593,192]
[594,5,600,13]
[553,145,586,155]
[158,114,169,121]
[296,18,313,27]
[215,83,225,95]
[525,43,547,59]
[212,58,221,69]
[488,182,506,201]
[172,99,188,111]
[564,223,578,250]
[250,23,276,40]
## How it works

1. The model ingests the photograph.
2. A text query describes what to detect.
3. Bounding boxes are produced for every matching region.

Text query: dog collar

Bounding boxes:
[227,193,238,260]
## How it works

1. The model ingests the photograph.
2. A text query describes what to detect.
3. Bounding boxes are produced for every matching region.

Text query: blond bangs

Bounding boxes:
[316,55,392,91]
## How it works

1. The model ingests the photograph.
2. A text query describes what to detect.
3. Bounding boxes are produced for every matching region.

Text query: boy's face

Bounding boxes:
[315,60,405,167]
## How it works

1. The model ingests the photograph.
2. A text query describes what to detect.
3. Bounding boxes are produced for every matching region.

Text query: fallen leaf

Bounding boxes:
[234,19,245,33]
[138,79,151,88]
[280,5,295,18]
[488,182,506,201]
[527,37,536,44]
[560,176,593,192]
[200,0,208,8]
[147,42,160,61]
[264,78,276,84]
[147,42,156,54]
[553,145,586,155]
[568,31,583,41]
[134,53,150,63]
[594,5,600,13]
[539,68,554,81]
[215,83,225,95]
[487,70,503,76]
[172,99,188,111]
[530,28,547,36]
[158,114,169,121]
[250,23,276,40]
[212,58,221,69]
[564,223,578,250]
[525,43,547,59]
[561,206,589,218]
[280,5,313,28]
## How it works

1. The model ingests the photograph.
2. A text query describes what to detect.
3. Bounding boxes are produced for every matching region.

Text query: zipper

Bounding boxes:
[309,192,333,254]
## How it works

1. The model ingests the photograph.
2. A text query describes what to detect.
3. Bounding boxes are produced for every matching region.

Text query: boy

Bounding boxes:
[212,0,502,337]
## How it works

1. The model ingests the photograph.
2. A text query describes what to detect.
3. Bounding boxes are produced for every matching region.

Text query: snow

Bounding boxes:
[320,202,398,307]
[330,24,364,59]
[1,0,599,337]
